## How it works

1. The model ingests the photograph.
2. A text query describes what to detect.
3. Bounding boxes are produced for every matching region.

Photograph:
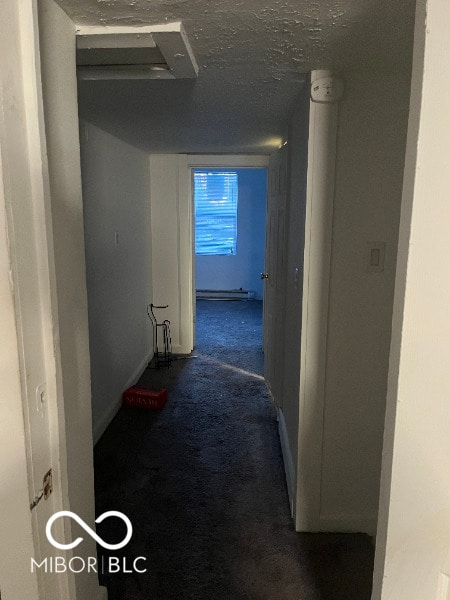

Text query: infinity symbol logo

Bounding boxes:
[46,511,133,550]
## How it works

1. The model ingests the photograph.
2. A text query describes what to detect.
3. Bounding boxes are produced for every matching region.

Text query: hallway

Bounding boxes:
[94,300,374,600]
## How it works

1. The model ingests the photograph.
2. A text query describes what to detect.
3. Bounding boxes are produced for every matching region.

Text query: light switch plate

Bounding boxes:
[366,241,386,272]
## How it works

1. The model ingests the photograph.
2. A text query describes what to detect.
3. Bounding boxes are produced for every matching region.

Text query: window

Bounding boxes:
[194,169,238,255]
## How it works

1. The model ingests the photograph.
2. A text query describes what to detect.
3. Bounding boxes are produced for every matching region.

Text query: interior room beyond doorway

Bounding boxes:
[194,167,267,304]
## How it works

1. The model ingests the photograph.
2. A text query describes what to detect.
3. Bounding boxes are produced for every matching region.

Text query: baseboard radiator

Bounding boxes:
[196,289,255,301]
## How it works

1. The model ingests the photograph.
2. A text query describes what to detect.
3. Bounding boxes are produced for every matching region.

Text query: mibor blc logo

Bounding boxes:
[31,511,147,574]
[46,510,133,550]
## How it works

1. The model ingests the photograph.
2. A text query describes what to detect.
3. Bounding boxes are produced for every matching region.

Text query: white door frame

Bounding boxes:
[3,0,433,593]
[0,1,72,597]
[0,1,105,598]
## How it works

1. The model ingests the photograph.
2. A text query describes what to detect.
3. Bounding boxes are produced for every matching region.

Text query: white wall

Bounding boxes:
[373,0,450,597]
[80,122,153,443]
[195,168,267,299]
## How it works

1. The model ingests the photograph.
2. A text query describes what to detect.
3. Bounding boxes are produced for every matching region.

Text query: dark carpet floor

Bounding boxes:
[94,300,375,600]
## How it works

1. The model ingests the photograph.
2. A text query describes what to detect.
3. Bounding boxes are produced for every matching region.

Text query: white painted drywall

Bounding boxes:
[372,0,450,597]
[318,70,411,534]
[38,1,106,597]
[80,122,153,443]
[149,154,194,355]
[195,168,267,300]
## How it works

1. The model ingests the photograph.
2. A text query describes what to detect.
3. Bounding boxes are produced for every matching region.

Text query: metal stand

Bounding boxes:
[147,303,172,368]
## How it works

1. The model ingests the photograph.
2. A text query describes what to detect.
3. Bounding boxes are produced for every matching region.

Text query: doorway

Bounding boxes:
[5,1,424,596]
[190,162,268,361]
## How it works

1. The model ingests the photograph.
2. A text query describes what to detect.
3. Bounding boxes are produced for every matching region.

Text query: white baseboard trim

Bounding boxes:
[93,352,153,445]
[196,289,255,301]
[277,407,296,518]
[318,514,378,536]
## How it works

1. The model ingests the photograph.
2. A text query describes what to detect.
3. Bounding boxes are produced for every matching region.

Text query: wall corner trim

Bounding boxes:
[296,69,340,531]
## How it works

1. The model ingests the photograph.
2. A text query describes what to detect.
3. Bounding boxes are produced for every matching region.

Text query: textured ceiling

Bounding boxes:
[55,0,415,153]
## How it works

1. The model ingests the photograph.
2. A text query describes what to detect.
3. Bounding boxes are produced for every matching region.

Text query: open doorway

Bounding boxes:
[192,166,267,373]
[3,0,428,596]
[29,10,390,592]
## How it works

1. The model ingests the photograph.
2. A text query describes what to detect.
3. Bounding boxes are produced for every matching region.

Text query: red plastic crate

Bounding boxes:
[122,386,168,410]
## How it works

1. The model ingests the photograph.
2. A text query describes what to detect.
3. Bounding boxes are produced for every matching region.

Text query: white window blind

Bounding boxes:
[194,170,238,255]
